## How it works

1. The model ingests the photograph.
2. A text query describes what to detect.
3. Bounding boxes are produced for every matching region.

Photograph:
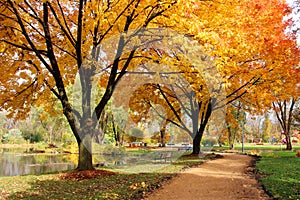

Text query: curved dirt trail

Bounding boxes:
[144,153,272,200]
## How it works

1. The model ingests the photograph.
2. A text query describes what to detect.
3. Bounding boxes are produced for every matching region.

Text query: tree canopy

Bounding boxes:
[0,0,299,168]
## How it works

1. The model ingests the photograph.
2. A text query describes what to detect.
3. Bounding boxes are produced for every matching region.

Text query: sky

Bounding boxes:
[286,0,300,44]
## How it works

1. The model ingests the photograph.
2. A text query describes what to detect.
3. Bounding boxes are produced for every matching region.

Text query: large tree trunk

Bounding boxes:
[192,129,204,154]
[77,134,93,170]
[192,100,212,154]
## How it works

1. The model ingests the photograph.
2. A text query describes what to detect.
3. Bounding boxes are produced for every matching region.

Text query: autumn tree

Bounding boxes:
[1,0,299,161]
[272,99,297,150]
[189,0,299,152]
[99,106,128,146]
[155,69,222,154]
[111,49,223,154]
[0,0,188,170]
[261,114,273,142]
[225,102,246,150]
[129,83,181,147]
[109,107,127,146]
[0,112,10,142]
[150,0,300,153]
[111,0,300,154]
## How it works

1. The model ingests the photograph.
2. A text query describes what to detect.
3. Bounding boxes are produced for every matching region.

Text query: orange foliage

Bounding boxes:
[129,83,181,124]
[0,0,299,155]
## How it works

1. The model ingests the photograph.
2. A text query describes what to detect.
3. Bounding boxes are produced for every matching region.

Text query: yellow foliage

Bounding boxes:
[0,0,298,133]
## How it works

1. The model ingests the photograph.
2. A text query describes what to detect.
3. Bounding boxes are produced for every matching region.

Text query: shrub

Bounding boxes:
[125,128,145,143]
[22,131,44,143]
[3,129,26,144]
[201,138,217,147]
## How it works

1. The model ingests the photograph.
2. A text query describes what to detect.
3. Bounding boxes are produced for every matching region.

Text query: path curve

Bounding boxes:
[144,153,271,200]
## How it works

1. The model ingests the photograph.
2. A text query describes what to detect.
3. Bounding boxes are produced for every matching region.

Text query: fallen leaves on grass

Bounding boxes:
[58,169,116,181]
[129,181,148,190]
[1,190,10,199]
[104,192,119,199]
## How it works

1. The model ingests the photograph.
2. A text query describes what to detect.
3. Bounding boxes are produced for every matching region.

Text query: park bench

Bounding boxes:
[155,152,172,163]
[178,146,192,152]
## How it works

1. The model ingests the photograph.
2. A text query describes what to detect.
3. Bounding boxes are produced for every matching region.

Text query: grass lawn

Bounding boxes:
[0,153,216,200]
[212,143,300,151]
[255,151,300,200]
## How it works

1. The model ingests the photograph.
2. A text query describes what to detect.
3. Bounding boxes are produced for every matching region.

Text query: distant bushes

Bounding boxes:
[2,129,26,144]
[22,130,44,143]
[201,137,217,147]
[125,128,145,143]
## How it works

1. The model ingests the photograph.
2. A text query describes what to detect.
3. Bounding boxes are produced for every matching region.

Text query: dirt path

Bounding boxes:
[144,153,272,200]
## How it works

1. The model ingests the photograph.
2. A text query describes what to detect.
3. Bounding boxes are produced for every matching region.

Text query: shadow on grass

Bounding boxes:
[7,172,174,200]
[6,153,221,199]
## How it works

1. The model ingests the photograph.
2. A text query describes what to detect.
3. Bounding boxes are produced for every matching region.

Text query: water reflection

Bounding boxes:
[0,148,77,176]
[0,148,178,176]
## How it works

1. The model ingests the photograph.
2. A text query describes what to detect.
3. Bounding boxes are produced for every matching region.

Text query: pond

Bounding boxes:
[0,148,77,177]
[0,147,182,176]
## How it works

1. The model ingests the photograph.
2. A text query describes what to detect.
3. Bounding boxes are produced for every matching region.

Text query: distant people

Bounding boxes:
[282,138,287,144]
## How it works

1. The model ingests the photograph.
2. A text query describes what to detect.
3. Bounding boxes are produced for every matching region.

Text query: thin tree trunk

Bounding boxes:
[285,133,292,150]
[272,99,295,151]
[228,126,235,150]
[160,129,166,147]
[111,113,120,146]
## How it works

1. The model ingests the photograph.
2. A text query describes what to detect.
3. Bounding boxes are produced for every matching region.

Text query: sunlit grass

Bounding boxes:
[212,143,300,152]
[256,151,300,199]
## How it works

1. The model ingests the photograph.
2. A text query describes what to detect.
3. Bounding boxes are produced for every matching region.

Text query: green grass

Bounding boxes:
[0,153,212,200]
[255,151,300,200]
[212,144,300,152]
